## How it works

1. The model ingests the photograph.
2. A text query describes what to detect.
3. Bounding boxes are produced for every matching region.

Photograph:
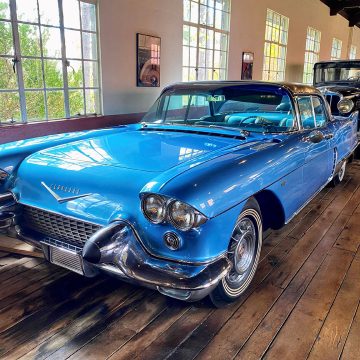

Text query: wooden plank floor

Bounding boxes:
[2,161,360,360]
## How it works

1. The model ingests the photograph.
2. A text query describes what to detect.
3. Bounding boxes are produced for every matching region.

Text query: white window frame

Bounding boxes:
[303,27,321,85]
[182,0,231,82]
[262,9,289,82]
[0,0,101,123]
[331,38,342,60]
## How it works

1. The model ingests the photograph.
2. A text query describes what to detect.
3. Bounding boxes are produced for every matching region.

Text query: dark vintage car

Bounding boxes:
[314,60,360,129]
[0,81,358,307]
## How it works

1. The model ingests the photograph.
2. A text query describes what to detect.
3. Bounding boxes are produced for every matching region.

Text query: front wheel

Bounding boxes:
[210,198,262,307]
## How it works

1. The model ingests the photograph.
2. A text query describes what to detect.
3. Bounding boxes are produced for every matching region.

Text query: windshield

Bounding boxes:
[142,85,296,133]
[314,65,360,85]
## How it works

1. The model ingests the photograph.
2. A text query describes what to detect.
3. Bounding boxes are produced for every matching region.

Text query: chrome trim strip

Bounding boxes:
[41,182,92,204]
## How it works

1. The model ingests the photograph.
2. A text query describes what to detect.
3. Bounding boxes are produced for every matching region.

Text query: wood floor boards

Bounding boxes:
[2,161,360,359]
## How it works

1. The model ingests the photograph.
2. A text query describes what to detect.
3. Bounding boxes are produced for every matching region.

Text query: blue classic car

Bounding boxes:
[0,81,358,306]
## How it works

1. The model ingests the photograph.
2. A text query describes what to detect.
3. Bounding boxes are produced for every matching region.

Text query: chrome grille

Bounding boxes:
[23,205,101,248]
[50,246,84,274]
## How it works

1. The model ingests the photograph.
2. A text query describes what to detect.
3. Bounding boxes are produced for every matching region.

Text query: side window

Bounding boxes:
[298,96,315,129]
[312,97,327,127]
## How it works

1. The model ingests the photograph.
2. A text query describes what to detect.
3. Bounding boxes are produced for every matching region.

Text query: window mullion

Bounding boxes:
[58,0,70,118]
[78,0,86,114]
[95,1,102,114]
[212,5,215,79]
[9,0,27,123]
[195,3,200,80]
[37,1,48,120]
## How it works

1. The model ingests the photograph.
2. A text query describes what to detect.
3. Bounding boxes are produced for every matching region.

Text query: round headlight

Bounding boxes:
[142,194,167,224]
[337,98,354,114]
[168,200,207,231]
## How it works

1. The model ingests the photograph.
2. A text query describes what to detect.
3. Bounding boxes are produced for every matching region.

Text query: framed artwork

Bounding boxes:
[136,33,161,87]
[241,52,254,80]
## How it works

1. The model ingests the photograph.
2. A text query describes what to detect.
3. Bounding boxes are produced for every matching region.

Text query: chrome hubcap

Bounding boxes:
[227,217,257,286]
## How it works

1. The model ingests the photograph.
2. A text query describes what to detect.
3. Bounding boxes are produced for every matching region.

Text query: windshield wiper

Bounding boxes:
[209,125,250,136]
[141,122,250,136]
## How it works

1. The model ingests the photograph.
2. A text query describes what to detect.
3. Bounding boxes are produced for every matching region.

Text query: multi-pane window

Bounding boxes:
[0,0,100,123]
[303,27,321,84]
[262,9,289,81]
[331,38,342,60]
[183,0,231,82]
[349,45,357,60]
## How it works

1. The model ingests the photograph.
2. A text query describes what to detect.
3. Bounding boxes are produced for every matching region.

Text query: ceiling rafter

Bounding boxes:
[321,0,360,27]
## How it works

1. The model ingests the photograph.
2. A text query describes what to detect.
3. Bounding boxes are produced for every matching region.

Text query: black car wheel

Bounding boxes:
[210,198,262,307]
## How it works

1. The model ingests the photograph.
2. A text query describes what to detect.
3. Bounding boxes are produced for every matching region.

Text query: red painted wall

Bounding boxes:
[0,113,144,145]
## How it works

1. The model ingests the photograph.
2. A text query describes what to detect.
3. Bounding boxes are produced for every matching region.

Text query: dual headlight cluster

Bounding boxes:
[141,194,207,231]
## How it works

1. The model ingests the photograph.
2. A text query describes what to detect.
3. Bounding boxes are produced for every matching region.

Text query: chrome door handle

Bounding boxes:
[324,133,334,140]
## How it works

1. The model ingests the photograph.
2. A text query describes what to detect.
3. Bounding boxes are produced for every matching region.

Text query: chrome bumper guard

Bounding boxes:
[10,214,231,301]
[83,221,231,301]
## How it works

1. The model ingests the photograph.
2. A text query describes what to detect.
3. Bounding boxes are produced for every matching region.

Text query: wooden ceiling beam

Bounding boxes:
[326,0,360,16]
[349,10,360,26]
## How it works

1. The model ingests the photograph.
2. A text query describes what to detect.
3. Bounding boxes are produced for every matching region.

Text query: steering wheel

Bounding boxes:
[238,116,272,125]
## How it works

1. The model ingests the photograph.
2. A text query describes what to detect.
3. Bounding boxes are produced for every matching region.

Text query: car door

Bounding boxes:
[297,95,333,201]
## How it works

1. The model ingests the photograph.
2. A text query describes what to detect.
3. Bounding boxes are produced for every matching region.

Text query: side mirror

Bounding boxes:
[308,130,324,143]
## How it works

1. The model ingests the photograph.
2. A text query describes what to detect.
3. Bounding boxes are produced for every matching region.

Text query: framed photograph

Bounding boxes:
[241,52,254,80]
[136,33,161,87]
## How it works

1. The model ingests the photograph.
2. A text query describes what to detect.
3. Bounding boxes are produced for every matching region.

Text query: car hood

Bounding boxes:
[37,128,239,172]
[13,127,253,224]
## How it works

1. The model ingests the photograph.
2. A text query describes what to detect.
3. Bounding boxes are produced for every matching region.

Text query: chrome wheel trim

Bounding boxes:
[338,161,346,182]
[222,208,262,298]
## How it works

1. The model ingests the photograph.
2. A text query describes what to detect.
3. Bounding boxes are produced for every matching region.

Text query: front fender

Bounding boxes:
[144,134,305,218]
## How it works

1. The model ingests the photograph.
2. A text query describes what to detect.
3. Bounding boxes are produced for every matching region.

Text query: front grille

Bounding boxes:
[23,205,101,248]
[50,246,84,274]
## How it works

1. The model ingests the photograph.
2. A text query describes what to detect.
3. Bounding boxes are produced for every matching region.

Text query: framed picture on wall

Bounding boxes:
[136,33,161,87]
[241,52,254,80]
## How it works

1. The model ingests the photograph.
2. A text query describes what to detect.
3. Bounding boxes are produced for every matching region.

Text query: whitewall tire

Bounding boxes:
[210,198,262,307]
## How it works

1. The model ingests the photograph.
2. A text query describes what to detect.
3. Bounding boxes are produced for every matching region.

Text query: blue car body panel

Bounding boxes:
[0,82,358,265]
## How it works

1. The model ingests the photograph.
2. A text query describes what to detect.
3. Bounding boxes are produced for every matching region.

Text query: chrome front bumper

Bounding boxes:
[85,222,231,300]
[0,196,231,301]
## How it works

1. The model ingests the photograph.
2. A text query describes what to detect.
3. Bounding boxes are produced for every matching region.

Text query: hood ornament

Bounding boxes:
[41,182,92,204]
